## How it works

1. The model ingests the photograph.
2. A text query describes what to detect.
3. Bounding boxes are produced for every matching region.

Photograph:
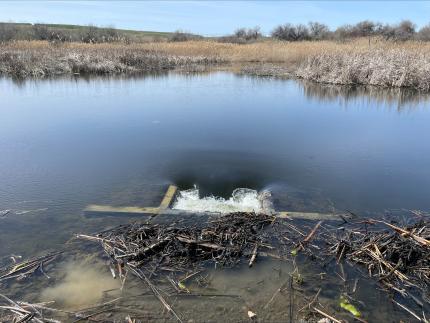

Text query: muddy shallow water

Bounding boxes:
[1,72,430,321]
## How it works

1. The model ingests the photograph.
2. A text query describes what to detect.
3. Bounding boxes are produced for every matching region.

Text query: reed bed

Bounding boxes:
[1,39,430,90]
[296,49,430,91]
[129,39,430,91]
[0,41,223,77]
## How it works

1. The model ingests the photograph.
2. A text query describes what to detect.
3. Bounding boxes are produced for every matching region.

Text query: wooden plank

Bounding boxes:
[84,184,341,222]
[84,204,159,216]
[84,206,341,221]
[158,185,178,210]
[276,211,342,221]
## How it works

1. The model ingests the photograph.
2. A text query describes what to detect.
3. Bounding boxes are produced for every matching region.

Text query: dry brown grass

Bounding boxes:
[143,38,430,90]
[296,49,430,91]
[1,39,430,90]
[137,37,430,63]
[0,41,223,77]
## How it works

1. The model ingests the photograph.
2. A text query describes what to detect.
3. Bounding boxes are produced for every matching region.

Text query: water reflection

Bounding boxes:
[1,67,221,88]
[299,80,430,112]
[5,72,430,113]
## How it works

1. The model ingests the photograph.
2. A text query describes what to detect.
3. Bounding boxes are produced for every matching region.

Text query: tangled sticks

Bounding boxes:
[329,220,430,301]
[78,214,430,298]
[89,213,273,270]
[77,212,429,322]
[77,212,274,322]
[78,212,274,276]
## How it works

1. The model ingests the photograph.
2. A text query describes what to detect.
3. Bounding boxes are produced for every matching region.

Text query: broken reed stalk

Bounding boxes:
[0,251,63,282]
[303,221,323,244]
[0,292,65,323]
[248,244,258,267]
[129,267,183,323]
[376,220,430,247]
[312,307,342,323]
[295,220,323,253]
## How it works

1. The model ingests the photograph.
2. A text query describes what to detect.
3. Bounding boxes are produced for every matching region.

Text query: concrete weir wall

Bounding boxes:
[84,185,344,221]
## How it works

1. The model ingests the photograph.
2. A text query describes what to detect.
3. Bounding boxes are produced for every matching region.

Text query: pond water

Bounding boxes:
[1,72,430,321]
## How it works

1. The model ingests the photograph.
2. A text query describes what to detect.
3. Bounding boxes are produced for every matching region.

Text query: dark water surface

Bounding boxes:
[1,72,429,321]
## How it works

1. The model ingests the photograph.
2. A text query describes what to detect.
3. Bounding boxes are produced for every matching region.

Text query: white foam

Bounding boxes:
[172,186,273,214]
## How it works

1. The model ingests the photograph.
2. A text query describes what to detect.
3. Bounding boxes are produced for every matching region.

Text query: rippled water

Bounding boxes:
[1,72,429,321]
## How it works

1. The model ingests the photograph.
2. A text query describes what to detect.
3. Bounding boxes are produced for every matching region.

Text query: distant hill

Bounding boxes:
[0,22,178,42]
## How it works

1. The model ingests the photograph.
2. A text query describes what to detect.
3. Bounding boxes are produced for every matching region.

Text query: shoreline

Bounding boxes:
[1,39,430,91]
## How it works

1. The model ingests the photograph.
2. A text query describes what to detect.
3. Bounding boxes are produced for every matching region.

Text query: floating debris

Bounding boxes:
[328,220,430,298]
[0,293,64,323]
[14,208,48,215]
[77,212,274,274]
[77,212,274,321]
[0,210,10,218]
[0,251,63,282]
[339,295,361,317]
[247,309,257,319]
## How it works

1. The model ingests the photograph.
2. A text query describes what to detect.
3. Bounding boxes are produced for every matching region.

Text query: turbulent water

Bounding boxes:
[172,187,273,214]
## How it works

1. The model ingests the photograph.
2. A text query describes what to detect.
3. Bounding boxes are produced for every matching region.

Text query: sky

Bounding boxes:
[0,1,429,36]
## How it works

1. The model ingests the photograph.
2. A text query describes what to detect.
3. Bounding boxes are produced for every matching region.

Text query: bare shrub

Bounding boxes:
[48,29,69,43]
[353,20,377,37]
[33,24,78,43]
[0,23,18,42]
[394,20,416,41]
[103,25,119,42]
[334,21,380,40]
[378,24,395,40]
[234,27,262,41]
[81,25,100,43]
[271,23,309,41]
[333,20,416,42]
[169,30,202,42]
[333,25,354,41]
[381,20,416,41]
[417,24,430,41]
[218,26,262,44]
[32,24,50,40]
[308,22,330,40]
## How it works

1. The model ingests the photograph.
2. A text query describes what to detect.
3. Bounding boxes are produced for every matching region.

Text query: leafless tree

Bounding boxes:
[234,26,261,41]
[417,23,430,41]
[394,20,416,41]
[272,23,310,41]
[308,22,330,40]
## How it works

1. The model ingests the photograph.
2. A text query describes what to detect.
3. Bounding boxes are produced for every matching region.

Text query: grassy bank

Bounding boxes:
[1,39,430,90]
[296,49,430,91]
[0,41,223,77]
[141,38,430,90]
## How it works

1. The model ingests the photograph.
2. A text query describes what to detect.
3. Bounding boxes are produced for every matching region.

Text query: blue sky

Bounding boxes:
[0,1,429,36]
